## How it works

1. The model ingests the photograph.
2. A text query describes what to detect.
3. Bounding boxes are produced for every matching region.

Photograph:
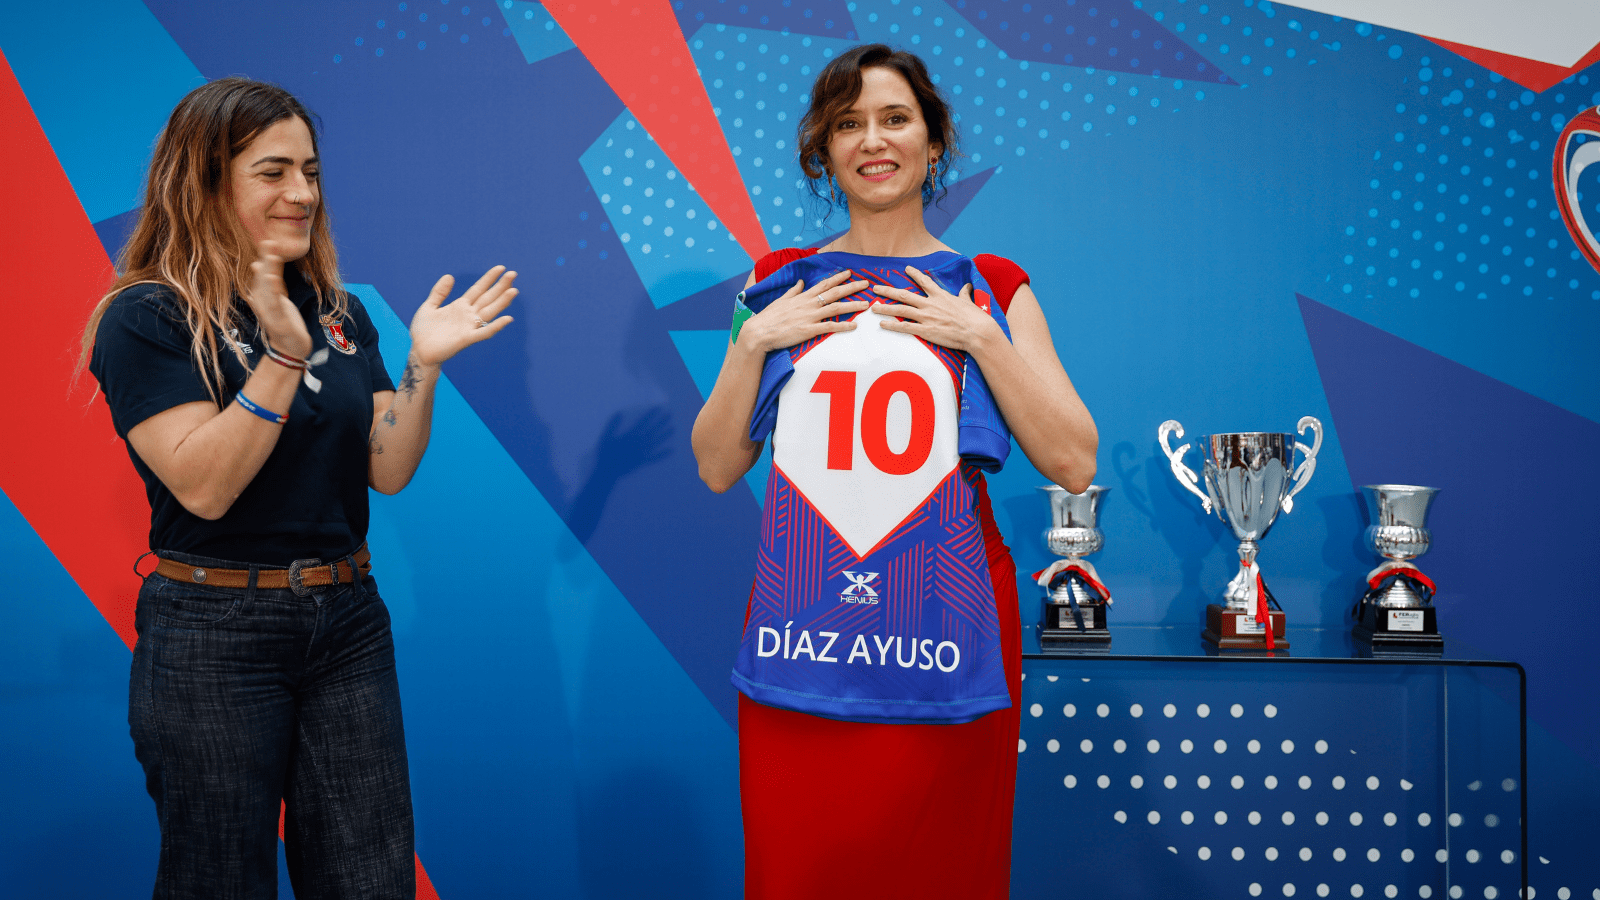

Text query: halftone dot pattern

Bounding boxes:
[691,24,856,247]
[1134,0,1341,82]
[689,0,1230,225]
[334,0,508,64]
[1334,29,1600,303]
[581,114,749,308]
[955,0,1232,83]
[851,0,1227,155]
[671,0,859,41]
[500,0,576,64]
[1012,666,1523,899]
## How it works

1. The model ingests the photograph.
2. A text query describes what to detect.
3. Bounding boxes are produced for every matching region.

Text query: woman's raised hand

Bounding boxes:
[409,266,518,367]
[738,269,873,353]
[869,265,1000,353]
[244,241,313,358]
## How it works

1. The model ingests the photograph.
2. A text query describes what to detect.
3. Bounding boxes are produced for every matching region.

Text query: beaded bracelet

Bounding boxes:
[235,392,288,424]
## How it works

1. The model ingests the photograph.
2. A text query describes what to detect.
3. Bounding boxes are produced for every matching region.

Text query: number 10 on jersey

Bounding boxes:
[810,370,936,476]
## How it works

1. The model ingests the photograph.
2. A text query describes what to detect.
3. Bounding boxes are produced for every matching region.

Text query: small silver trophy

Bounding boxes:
[1159,417,1323,650]
[1036,485,1112,646]
[1353,484,1444,651]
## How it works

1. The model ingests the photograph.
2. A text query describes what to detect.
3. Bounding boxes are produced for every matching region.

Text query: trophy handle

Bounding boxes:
[1281,416,1323,514]
[1158,420,1214,515]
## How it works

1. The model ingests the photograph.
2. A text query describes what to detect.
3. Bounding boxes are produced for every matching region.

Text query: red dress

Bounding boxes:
[739,248,1031,900]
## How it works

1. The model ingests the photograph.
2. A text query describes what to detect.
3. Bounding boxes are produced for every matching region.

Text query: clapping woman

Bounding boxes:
[80,78,514,898]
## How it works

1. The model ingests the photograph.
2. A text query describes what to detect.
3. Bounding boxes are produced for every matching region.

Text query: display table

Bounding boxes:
[1012,625,1526,900]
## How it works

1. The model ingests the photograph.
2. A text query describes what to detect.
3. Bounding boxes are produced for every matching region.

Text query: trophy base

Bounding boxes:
[1040,599,1111,648]
[1352,604,1443,653]
[1202,604,1289,651]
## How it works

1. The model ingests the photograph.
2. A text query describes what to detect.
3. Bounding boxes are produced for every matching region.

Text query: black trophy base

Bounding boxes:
[1353,603,1443,654]
[1040,599,1111,649]
[1202,604,1289,652]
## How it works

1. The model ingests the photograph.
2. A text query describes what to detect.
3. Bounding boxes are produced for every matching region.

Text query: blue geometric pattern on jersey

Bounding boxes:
[743,250,1014,472]
[732,464,1011,723]
[729,250,1013,723]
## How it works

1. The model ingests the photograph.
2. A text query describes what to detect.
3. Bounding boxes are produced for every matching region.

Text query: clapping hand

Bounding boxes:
[244,240,313,358]
[410,266,518,367]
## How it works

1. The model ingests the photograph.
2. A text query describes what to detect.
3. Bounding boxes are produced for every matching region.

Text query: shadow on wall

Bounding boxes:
[564,407,675,546]
[1314,490,1370,623]
[577,768,720,899]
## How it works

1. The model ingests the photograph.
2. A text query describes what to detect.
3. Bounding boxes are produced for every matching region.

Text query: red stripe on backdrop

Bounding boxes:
[0,47,145,649]
[1427,35,1600,94]
[0,49,443,900]
[546,0,770,262]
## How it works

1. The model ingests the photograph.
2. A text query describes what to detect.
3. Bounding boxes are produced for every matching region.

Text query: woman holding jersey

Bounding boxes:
[692,44,1097,900]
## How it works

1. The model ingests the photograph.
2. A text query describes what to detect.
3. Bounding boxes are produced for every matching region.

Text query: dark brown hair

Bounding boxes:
[797,44,961,209]
[78,77,345,404]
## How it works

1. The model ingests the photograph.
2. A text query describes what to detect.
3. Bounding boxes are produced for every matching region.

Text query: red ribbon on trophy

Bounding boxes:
[1032,559,1113,604]
[1365,559,1437,595]
[1355,560,1437,624]
[1234,558,1276,650]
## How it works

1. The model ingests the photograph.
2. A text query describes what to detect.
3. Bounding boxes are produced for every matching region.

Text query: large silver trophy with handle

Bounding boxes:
[1353,484,1444,652]
[1158,417,1323,650]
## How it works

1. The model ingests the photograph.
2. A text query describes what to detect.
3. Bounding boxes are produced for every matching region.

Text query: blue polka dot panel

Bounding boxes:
[582,112,749,307]
[500,0,577,64]
[1014,660,1525,900]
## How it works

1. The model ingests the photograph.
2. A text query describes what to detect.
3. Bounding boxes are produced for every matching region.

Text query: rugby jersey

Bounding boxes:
[730,250,1014,723]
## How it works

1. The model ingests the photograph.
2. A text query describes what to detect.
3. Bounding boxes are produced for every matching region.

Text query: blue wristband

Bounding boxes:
[235,392,288,424]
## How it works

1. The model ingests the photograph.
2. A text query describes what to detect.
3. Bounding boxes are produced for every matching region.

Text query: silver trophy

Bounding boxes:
[1037,485,1112,644]
[1159,418,1322,648]
[1354,484,1444,649]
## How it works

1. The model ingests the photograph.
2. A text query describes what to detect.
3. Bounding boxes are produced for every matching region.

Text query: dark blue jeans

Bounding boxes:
[130,550,414,900]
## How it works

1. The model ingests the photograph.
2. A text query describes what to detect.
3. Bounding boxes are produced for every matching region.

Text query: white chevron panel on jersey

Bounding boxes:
[773,305,960,559]
[1271,0,1600,67]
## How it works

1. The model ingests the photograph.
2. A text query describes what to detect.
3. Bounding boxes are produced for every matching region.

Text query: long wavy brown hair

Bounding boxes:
[78,77,346,405]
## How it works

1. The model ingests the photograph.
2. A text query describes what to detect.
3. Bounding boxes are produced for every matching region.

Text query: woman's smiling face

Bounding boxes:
[229,115,320,261]
[828,66,940,214]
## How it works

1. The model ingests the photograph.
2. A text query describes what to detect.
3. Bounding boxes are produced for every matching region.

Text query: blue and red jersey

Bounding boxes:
[730,250,1014,723]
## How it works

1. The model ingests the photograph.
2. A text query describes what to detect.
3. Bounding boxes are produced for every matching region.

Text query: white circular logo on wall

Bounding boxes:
[1554,106,1600,274]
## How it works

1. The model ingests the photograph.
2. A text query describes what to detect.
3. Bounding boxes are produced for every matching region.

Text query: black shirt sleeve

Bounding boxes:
[89,284,218,439]
[345,294,396,395]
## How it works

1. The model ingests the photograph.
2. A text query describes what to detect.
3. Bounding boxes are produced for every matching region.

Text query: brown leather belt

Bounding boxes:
[155,545,371,596]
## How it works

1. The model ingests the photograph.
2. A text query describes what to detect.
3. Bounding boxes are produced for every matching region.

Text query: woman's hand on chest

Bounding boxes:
[867,265,1004,354]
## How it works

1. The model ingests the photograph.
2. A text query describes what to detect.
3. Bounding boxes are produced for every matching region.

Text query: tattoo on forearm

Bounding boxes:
[369,433,385,455]
[382,408,398,427]
[399,360,420,399]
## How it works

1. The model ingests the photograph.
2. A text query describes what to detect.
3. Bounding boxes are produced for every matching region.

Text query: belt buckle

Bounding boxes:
[287,558,323,597]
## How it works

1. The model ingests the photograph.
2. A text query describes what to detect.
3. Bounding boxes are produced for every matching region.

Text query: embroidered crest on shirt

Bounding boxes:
[320,314,357,355]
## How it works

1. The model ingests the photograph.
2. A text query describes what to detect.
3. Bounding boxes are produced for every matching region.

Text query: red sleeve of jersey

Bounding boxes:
[971,254,1030,313]
[752,247,821,283]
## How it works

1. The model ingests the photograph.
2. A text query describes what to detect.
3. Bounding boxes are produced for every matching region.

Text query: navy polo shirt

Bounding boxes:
[90,266,395,566]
